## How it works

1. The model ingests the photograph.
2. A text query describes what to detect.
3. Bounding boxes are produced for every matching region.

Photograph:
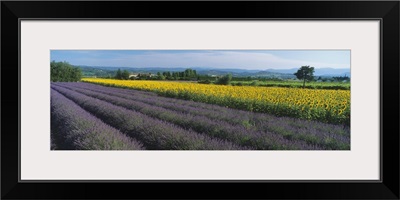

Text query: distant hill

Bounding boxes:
[78,65,350,78]
[264,68,350,77]
[78,66,115,77]
[79,65,190,76]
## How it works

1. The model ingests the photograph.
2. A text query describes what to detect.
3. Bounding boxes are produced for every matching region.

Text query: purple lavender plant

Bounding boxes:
[51,89,144,150]
[51,84,248,150]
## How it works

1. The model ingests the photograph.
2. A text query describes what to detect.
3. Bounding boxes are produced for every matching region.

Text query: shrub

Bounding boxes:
[198,80,212,84]
[215,74,232,85]
[234,82,244,86]
[250,81,259,86]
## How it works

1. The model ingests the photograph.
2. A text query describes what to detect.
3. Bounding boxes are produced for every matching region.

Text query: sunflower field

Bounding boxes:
[82,78,350,125]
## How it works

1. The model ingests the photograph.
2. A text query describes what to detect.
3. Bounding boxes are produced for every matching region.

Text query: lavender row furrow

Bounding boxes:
[51,84,248,150]
[51,89,144,150]
[56,82,350,149]
[55,83,324,150]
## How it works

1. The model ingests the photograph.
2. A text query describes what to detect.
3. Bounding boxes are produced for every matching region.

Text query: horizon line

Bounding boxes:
[54,62,350,71]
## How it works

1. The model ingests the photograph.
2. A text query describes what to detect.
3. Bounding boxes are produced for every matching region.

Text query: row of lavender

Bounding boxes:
[52,82,350,150]
[51,84,248,150]
[51,89,144,150]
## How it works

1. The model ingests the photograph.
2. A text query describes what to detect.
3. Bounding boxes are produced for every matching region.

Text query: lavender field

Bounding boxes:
[51,82,350,150]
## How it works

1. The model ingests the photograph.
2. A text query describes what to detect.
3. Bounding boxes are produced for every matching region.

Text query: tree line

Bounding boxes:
[156,69,198,80]
[115,69,131,80]
[113,68,199,80]
[51,61,82,82]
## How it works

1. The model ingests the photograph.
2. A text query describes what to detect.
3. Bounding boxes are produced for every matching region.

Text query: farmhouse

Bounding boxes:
[129,74,139,79]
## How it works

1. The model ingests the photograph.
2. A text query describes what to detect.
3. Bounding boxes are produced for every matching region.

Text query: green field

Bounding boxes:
[229,80,350,90]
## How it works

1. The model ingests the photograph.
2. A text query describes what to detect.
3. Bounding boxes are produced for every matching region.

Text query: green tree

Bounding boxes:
[122,70,130,80]
[183,68,197,79]
[50,61,82,82]
[294,66,315,88]
[115,69,122,79]
[216,73,232,85]
[71,67,81,81]
[173,72,179,80]
[157,72,165,80]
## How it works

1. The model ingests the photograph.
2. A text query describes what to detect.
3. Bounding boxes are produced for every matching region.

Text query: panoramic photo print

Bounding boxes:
[50,50,350,150]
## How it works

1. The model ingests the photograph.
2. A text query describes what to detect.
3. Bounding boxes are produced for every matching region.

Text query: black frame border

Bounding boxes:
[17,18,380,184]
[2,1,399,199]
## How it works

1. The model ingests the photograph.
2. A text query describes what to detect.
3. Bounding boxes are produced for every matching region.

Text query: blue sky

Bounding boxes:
[51,50,350,70]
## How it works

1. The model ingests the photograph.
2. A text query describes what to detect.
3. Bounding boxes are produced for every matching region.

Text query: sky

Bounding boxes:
[50,50,350,70]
